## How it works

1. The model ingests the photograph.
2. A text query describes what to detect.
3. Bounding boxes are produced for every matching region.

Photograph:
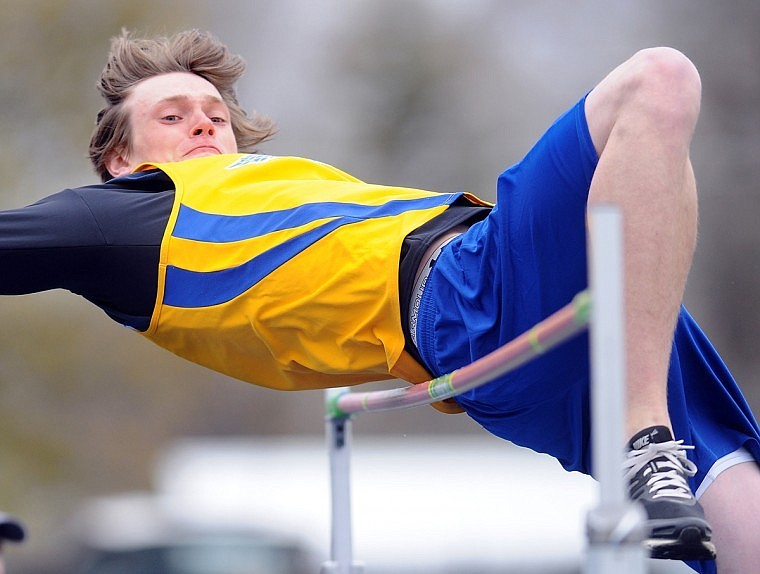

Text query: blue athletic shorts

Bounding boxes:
[415,94,760,489]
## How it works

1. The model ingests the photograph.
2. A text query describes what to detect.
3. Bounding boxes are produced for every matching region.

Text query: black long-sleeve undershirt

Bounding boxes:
[0,170,174,330]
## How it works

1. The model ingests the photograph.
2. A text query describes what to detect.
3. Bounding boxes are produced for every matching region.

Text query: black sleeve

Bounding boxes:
[0,189,110,294]
[0,175,173,331]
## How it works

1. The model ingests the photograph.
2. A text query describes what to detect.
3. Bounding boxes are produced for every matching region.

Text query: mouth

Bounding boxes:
[184,145,221,158]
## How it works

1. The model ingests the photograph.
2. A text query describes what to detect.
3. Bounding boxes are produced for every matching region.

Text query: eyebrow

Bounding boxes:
[154,94,227,108]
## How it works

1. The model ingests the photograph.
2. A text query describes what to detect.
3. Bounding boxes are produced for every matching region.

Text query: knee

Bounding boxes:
[587,48,702,151]
[624,47,702,130]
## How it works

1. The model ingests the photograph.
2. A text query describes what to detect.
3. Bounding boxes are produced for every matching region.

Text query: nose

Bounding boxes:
[191,114,215,137]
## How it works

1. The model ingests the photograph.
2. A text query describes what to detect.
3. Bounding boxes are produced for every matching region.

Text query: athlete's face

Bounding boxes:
[106,72,239,177]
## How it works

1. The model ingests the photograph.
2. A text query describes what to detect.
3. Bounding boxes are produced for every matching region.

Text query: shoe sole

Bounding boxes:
[645,525,716,561]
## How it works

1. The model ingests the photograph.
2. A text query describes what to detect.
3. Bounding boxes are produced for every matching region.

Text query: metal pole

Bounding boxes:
[584,204,647,573]
[321,388,364,574]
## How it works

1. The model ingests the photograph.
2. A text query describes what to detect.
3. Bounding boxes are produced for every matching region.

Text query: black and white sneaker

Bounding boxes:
[624,426,716,561]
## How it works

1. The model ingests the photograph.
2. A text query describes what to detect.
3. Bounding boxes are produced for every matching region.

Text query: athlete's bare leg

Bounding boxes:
[584,47,700,440]
[700,461,760,573]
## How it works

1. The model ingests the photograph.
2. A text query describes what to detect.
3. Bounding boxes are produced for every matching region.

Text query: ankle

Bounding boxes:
[627,425,674,451]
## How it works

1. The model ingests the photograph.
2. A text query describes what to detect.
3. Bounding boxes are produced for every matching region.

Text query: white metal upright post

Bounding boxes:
[321,388,364,574]
[584,204,647,573]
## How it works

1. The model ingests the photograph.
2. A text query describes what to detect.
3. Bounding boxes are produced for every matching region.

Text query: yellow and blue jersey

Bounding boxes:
[139,153,488,391]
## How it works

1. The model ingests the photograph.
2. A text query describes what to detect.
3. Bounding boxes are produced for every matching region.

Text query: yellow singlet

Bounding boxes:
[139,153,487,394]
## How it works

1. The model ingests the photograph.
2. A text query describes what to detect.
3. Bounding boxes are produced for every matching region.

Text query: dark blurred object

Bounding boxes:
[0,515,25,574]
[0,515,24,544]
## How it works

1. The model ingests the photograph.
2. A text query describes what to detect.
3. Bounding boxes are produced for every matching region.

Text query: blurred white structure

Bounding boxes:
[71,435,690,573]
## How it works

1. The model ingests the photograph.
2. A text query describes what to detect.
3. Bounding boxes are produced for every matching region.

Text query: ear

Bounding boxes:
[104,147,133,179]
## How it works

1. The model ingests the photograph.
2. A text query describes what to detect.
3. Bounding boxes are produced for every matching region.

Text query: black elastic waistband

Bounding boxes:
[398,200,490,366]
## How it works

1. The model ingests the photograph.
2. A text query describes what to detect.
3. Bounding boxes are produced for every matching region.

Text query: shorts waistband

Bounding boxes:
[408,232,462,349]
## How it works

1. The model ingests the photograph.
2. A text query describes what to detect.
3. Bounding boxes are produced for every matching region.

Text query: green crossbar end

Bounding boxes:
[573,290,591,325]
[325,390,351,420]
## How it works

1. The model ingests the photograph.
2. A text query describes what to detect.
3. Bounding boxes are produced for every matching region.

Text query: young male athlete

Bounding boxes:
[1,30,759,573]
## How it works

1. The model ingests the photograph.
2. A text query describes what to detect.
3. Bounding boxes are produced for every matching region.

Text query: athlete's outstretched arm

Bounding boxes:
[0,188,161,329]
[0,190,104,295]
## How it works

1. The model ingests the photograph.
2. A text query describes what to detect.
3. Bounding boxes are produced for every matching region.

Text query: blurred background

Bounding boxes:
[0,0,758,572]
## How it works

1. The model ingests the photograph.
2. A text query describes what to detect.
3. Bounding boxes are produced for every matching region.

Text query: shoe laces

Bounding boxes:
[623,440,697,500]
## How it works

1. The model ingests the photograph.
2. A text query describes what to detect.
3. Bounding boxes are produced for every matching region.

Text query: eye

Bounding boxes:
[162,114,181,122]
[210,116,227,124]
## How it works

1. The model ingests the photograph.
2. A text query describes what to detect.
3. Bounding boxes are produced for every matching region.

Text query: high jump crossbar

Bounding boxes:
[320,204,647,574]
